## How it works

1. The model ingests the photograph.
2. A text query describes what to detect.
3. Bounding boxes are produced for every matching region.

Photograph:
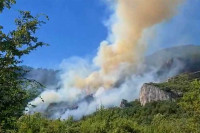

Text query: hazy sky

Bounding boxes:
[1,0,200,68]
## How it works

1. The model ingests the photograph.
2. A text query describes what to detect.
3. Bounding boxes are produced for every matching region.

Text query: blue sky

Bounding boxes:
[0,0,200,68]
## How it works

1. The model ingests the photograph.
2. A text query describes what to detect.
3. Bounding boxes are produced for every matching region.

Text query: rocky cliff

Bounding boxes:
[139,83,179,106]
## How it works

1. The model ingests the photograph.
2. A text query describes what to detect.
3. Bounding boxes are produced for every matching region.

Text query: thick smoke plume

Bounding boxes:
[27,0,184,119]
[73,0,183,91]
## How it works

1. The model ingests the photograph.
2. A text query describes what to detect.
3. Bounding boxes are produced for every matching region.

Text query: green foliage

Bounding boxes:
[152,72,200,93]
[12,101,185,133]
[149,114,200,133]
[13,72,200,133]
[0,1,48,131]
[151,73,191,92]
[179,80,200,117]
[13,100,200,133]
[0,0,16,12]
[15,114,79,133]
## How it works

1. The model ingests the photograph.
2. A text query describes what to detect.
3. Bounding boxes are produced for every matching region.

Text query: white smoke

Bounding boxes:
[60,70,157,120]
[27,57,182,120]
[26,0,185,119]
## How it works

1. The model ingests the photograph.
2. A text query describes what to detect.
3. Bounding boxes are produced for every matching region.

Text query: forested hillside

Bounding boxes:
[11,71,200,133]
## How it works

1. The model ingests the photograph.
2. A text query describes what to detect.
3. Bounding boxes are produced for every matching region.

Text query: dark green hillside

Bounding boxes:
[11,72,200,133]
[152,71,200,92]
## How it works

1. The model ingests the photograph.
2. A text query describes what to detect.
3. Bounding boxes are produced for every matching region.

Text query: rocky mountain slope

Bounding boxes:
[139,71,200,105]
[144,45,200,80]
[139,83,179,106]
[145,44,200,70]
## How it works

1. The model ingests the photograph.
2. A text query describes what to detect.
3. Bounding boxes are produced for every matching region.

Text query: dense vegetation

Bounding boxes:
[0,0,47,131]
[3,72,199,133]
[152,71,200,92]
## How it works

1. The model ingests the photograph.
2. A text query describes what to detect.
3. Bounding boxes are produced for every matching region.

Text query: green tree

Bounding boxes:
[0,0,48,131]
[180,80,200,113]
[0,0,16,12]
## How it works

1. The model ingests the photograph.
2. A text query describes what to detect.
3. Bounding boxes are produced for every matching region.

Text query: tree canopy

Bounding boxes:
[0,0,48,131]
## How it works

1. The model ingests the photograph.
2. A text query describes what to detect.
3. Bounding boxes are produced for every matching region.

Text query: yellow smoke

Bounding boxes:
[74,0,183,91]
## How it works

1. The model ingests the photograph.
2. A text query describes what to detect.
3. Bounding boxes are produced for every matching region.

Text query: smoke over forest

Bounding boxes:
[27,0,189,119]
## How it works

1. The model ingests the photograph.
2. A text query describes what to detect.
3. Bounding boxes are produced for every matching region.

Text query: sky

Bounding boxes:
[0,0,200,69]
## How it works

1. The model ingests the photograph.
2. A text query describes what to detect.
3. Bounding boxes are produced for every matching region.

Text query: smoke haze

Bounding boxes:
[27,0,185,119]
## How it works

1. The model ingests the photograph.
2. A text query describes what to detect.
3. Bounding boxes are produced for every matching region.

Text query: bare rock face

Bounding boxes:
[139,83,178,106]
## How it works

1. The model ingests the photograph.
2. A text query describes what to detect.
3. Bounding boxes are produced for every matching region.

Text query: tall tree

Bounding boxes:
[0,0,48,131]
